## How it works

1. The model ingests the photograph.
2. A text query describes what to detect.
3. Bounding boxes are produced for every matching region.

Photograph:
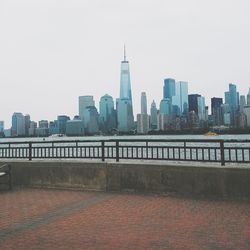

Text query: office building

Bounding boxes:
[240,95,246,112]
[150,100,158,130]
[117,47,134,132]
[197,96,206,121]
[29,121,37,136]
[188,94,201,114]
[57,115,70,134]
[66,116,84,136]
[247,89,250,105]
[211,97,223,125]
[116,98,134,132]
[137,114,149,134]
[160,98,171,116]
[99,94,116,132]
[79,96,95,120]
[0,121,4,133]
[243,106,250,127]
[163,78,175,99]
[11,112,25,136]
[172,81,189,115]
[83,106,99,135]
[141,92,147,115]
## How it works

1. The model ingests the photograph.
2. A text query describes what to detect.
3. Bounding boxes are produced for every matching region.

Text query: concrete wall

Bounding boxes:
[1,161,250,199]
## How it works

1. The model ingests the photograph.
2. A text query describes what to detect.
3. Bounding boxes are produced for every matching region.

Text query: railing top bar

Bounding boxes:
[1,138,250,145]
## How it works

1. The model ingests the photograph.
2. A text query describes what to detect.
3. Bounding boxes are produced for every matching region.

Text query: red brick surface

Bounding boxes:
[1,188,250,250]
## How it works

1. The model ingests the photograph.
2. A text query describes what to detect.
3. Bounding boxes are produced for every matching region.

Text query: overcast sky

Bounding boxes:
[0,0,250,127]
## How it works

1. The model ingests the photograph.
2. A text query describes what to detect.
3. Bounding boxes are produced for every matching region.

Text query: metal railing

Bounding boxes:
[1,139,250,166]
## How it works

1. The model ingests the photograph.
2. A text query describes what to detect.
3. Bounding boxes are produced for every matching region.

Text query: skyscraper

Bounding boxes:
[239,95,246,112]
[11,112,25,136]
[137,92,149,134]
[188,94,201,113]
[163,78,175,99]
[150,100,158,130]
[141,92,147,114]
[197,96,206,121]
[172,81,189,115]
[99,94,116,132]
[0,121,4,133]
[211,97,223,125]
[120,46,132,101]
[117,47,134,132]
[79,96,95,120]
[247,88,250,105]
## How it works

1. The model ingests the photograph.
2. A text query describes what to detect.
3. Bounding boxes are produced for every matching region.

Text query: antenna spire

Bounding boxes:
[124,44,126,61]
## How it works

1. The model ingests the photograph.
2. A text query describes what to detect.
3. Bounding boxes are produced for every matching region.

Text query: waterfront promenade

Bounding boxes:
[0,188,250,249]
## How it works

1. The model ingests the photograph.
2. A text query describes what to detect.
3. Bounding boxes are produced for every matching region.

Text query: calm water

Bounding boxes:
[1,134,250,143]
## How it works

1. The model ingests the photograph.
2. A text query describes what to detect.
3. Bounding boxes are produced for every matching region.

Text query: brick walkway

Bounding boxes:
[0,189,250,250]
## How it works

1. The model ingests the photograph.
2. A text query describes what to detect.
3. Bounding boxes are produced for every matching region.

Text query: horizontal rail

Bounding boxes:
[0,139,250,166]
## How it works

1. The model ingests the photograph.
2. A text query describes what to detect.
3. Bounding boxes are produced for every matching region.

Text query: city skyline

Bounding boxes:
[1,0,250,127]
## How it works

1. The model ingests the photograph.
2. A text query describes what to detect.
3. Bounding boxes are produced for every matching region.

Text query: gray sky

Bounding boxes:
[1,0,250,128]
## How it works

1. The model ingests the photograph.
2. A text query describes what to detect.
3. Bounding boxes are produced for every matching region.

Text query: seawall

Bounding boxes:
[1,161,250,199]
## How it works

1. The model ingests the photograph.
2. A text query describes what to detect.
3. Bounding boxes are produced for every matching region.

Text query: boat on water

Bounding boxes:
[204,131,218,136]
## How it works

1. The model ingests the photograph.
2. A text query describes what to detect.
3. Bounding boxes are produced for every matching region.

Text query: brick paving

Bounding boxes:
[0,189,250,250]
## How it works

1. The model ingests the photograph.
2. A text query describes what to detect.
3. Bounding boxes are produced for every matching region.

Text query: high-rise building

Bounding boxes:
[99,94,116,132]
[172,81,189,115]
[228,83,238,110]
[57,115,70,134]
[225,83,239,126]
[79,96,95,120]
[211,97,223,125]
[160,98,171,115]
[117,47,134,132]
[37,120,49,138]
[240,95,246,112]
[243,106,250,127]
[11,112,25,136]
[24,115,30,136]
[83,106,99,135]
[150,100,158,130]
[188,94,201,113]
[116,98,134,132]
[66,116,84,136]
[141,92,147,115]
[28,121,37,136]
[0,121,4,133]
[163,78,175,99]
[137,92,149,134]
[247,88,250,105]
[137,114,149,134]
[197,96,206,121]
[120,46,132,101]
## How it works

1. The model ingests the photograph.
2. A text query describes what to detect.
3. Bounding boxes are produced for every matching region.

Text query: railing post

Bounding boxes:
[220,141,225,166]
[52,142,54,158]
[28,142,32,161]
[101,141,105,162]
[116,141,119,162]
[184,141,186,160]
[146,141,148,159]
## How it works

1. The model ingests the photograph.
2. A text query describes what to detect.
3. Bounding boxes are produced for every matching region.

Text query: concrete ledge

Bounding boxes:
[1,161,250,199]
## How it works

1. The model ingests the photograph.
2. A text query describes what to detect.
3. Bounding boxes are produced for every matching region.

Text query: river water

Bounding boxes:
[1,134,250,143]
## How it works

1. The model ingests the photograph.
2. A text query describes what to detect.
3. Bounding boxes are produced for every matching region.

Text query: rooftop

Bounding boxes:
[1,188,250,249]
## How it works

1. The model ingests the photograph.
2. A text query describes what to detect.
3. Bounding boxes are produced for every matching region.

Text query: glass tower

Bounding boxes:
[117,47,134,132]
[120,46,132,101]
[163,78,176,99]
